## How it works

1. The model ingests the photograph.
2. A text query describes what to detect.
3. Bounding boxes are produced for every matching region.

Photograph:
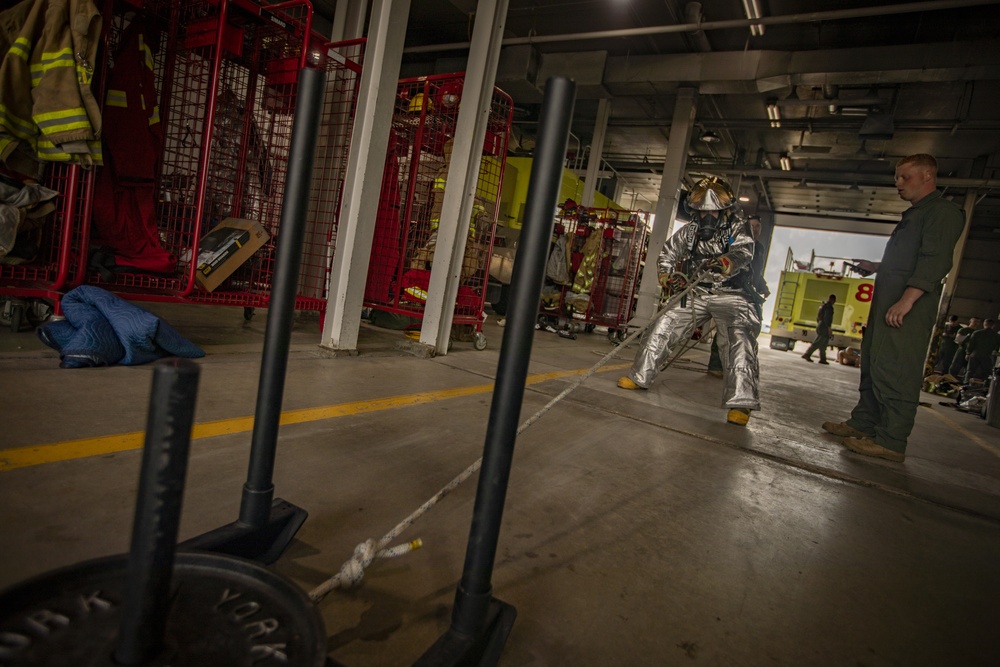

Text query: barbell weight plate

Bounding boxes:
[0,552,326,667]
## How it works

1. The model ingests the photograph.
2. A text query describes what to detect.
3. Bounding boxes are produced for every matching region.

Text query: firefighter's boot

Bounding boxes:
[727,408,751,425]
[617,377,643,390]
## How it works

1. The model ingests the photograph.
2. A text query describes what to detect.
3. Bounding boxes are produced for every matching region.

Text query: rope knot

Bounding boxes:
[338,539,376,588]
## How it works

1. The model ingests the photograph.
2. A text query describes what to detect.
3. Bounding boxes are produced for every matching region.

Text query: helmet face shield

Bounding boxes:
[686,178,735,212]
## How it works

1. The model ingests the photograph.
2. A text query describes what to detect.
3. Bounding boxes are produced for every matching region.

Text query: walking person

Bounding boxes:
[963,319,1000,383]
[801,294,837,364]
[933,314,962,373]
[821,154,965,462]
[948,317,982,379]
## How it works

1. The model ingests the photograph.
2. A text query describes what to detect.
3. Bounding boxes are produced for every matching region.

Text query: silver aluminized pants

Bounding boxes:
[628,290,761,410]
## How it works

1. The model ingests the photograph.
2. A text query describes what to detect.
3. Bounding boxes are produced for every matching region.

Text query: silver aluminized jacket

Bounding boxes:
[628,217,761,410]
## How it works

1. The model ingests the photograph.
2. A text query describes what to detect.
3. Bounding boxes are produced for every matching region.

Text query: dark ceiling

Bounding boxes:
[315,0,1000,232]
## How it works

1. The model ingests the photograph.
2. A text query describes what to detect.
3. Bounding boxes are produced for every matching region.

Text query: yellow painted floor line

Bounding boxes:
[0,362,632,472]
[925,406,1000,461]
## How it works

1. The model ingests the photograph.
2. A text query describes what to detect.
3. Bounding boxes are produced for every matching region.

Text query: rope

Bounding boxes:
[308,270,713,603]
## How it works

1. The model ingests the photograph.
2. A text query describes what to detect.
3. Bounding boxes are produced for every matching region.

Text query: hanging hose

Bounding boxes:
[308,269,714,602]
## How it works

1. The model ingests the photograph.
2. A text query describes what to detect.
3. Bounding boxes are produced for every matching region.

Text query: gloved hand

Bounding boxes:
[704,254,734,275]
[659,272,687,293]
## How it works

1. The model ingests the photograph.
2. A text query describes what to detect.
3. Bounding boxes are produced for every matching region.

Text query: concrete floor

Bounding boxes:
[2,301,999,666]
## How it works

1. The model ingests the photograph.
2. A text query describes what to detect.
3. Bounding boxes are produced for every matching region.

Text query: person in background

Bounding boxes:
[707,214,769,377]
[821,154,965,463]
[963,318,1000,383]
[948,316,982,378]
[932,314,962,374]
[618,177,760,426]
[801,294,837,365]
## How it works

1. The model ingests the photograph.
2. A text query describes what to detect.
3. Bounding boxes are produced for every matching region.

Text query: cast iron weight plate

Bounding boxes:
[0,552,326,667]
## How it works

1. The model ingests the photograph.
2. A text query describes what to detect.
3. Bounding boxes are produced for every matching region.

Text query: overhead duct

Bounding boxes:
[859,113,896,139]
[495,45,543,103]
[684,2,713,53]
[537,51,610,99]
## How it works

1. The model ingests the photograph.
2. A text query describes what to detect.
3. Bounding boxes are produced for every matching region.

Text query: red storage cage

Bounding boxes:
[588,208,649,342]
[539,206,649,343]
[85,0,362,322]
[0,164,95,332]
[365,74,513,349]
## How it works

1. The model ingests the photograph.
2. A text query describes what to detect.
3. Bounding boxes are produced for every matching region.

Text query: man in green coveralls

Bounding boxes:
[821,154,965,462]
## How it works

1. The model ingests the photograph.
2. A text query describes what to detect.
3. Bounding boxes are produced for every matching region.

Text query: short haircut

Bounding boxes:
[829,294,837,300]
[986,319,996,327]
[897,153,938,174]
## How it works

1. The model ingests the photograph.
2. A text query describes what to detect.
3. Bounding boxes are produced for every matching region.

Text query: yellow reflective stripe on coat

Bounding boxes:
[0,104,37,138]
[34,108,91,135]
[0,136,19,155]
[8,37,30,61]
[106,89,127,108]
[139,35,154,71]
[35,138,103,162]
[30,48,76,86]
[149,105,160,125]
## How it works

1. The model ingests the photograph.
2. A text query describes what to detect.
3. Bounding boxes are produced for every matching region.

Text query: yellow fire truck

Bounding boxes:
[769,250,875,352]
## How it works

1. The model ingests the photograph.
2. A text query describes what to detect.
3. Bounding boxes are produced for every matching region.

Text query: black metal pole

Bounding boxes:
[115,359,201,665]
[239,66,326,527]
[450,77,576,638]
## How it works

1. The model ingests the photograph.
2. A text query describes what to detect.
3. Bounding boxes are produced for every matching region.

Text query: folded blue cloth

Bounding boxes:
[37,286,205,368]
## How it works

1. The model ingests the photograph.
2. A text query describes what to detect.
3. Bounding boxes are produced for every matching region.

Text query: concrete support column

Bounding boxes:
[632,87,697,325]
[581,98,611,207]
[936,189,978,322]
[330,0,368,42]
[419,0,510,356]
[320,0,410,352]
[299,0,370,303]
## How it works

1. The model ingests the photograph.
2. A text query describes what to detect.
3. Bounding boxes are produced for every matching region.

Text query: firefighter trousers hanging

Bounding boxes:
[90,16,176,275]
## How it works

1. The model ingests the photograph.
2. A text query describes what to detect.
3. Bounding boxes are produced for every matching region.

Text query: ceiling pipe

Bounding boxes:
[700,167,1000,188]
[594,118,1000,132]
[683,2,713,53]
[404,0,1000,53]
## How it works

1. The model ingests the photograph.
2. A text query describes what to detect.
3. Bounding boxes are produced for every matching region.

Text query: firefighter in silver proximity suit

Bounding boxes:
[617,177,761,425]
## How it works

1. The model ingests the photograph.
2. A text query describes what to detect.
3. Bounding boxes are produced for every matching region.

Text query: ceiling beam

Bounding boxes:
[406,0,1000,53]
[773,212,897,236]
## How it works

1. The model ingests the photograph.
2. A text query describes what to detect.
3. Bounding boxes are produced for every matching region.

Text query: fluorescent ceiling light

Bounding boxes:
[767,102,781,128]
[779,155,792,171]
[741,0,765,36]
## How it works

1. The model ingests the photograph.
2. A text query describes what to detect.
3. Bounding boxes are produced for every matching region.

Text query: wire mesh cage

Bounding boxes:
[0,163,95,328]
[83,0,361,323]
[541,206,649,342]
[364,74,513,339]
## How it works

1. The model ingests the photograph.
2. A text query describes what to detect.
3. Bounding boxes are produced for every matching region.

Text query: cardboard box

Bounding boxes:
[194,218,269,292]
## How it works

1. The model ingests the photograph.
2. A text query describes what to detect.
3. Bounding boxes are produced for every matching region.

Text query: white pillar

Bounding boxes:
[320,0,410,352]
[632,87,697,325]
[581,98,611,208]
[936,189,978,321]
[419,0,510,356]
[330,0,368,42]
